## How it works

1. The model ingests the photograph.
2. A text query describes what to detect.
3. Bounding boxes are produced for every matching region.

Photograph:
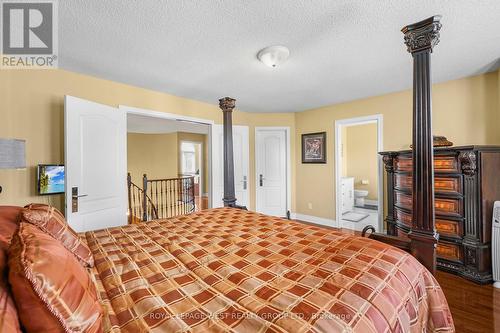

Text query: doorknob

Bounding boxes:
[259,174,264,186]
[71,187,87,213]
[241,176,247,190]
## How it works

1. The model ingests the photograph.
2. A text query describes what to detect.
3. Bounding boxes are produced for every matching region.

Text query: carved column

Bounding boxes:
[382,153,398,235]
[219,97,237,207]
[402,16,442,274]
[458,151,485,280]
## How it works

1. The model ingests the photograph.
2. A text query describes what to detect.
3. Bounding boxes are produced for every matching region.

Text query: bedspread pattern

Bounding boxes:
[85,208,454,333]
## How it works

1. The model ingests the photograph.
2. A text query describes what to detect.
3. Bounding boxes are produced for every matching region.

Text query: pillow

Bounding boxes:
[21,204,94,267]
[0,206,22,249]
[8,222,103,333]
[0,206,23,332]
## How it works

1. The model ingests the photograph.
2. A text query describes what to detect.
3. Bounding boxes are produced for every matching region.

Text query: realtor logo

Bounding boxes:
[1,0,58,68]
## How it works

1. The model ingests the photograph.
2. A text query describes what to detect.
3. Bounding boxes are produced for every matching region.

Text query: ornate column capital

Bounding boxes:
[402,15,442,54]
[382,153,397,173]
[459,151,477,176]
[219,97,236,113]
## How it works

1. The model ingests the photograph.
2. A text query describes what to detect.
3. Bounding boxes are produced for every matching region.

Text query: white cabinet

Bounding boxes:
[341,177,354,214]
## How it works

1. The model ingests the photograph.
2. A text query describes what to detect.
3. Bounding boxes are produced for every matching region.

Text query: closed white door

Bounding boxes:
[256,129,287,217]
[65,96,127,232]
[211,125,249,208]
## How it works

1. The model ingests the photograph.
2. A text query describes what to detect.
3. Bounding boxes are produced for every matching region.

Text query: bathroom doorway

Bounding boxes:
[334,115,383,232]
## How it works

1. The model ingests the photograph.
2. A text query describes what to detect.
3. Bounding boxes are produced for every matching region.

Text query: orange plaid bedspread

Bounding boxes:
[85,208,454,332]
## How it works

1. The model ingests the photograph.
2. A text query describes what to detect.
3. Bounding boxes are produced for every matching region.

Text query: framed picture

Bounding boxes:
[302,132,326,163]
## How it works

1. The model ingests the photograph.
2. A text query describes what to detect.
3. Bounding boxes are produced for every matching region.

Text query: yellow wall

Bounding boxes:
[295,71,500,220]
[1,68,498,219]
[0,69,296,212]
[127,133,179,184]
[344,123,378,200]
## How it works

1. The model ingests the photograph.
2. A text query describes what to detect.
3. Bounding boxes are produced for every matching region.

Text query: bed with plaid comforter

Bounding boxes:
[85,207,454,332]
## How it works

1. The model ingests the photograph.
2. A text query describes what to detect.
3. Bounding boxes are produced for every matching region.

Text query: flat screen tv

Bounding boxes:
[38,164,65,195]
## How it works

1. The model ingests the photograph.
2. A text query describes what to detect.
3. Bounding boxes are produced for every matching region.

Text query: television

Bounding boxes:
[37,164,65,195]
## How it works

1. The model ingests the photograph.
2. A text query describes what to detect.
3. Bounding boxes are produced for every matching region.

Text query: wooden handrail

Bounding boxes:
[145,176,195,182]
[127,173,158,224]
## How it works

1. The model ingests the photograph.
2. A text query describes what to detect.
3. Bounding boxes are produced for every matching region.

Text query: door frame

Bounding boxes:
[334,115,383,231]
[119,105,214,208]
[255,127,291,217]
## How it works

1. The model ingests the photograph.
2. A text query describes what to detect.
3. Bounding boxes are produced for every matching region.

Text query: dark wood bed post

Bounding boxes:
[403,16,441,274]
[219,97,237,207]
[219,97,247,210]
[362,16,441,274]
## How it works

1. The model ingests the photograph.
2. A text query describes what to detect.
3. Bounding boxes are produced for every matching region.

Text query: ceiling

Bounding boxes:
[60,1,500,113]
[127,114,210,134]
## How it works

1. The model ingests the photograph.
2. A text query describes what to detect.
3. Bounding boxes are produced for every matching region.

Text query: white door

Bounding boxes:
[65,96,127,232]
[256,129,287,216]
[212,125,249,208]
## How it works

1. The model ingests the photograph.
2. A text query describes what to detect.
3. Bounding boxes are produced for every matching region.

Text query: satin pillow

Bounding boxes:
[22,203,94,267]
[8,222,103,333]
[0,206,23,333]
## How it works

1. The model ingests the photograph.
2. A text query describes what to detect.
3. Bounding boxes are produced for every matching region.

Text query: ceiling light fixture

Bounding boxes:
[257,45,290,68]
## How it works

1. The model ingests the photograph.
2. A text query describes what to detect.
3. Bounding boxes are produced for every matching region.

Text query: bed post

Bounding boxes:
[402,16,441,274]
[219,97,238,208]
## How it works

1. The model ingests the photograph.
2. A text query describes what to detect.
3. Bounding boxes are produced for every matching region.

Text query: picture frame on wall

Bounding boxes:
[302,132,326,163]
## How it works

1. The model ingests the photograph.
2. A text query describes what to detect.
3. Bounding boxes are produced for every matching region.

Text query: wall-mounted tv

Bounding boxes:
[38,164,65,195]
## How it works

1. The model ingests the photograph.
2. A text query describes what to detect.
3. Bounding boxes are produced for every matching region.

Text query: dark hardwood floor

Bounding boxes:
[435,271,500,333]
[294,220,500,332]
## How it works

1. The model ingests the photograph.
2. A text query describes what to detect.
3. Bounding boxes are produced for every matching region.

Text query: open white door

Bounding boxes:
[212,125,249,208]
[65,96,127,232]
[256,128,287,217]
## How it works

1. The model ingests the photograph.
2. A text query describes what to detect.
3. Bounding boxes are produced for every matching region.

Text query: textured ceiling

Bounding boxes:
[60,1,500,113]
[127,114,209,134]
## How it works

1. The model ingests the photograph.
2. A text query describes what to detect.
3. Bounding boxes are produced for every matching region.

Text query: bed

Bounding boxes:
[1,15,455,333]
[86,208,454,332]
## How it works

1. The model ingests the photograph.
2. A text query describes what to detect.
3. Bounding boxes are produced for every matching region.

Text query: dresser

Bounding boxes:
[380,146,500,283]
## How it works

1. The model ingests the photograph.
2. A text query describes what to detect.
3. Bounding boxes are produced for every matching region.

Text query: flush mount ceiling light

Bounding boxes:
[257,45,290,68]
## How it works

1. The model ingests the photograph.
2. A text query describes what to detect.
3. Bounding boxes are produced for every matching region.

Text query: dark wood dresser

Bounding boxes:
[380,146,500,283]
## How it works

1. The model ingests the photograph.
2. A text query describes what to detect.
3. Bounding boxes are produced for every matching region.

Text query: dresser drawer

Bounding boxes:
[395,208,412,228]
[394,191,412,210]
[437,242,462,263]
[395,192,462,218]
[434,177,462,195]
[435,198,463,217]
[394,155,459,173]
[394,174,462,195]
[395,209,463,238]
[436,218,463,238]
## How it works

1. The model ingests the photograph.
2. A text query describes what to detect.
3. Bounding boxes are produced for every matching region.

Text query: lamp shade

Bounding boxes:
[0,139,26,169]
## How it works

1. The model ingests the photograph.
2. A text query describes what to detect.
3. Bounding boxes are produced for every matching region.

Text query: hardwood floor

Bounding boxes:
[435,271,500,333]
[294,220,500,332]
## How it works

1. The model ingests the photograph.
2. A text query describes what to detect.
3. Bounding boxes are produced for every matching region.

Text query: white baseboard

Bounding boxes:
[291,213,336,228]
[365,199,378,206]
